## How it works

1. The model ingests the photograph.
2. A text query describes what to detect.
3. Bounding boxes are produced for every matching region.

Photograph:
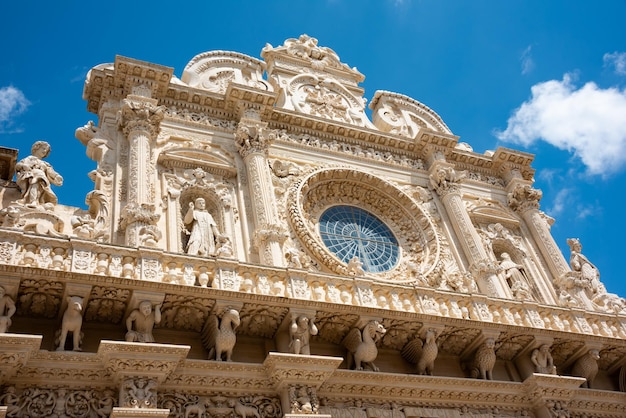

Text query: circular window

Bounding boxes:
[319,206,399,273]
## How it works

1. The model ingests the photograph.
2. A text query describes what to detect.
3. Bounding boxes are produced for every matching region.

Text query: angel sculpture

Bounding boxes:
[342,320,386,371]
[401,329,439,375]
[201,308,240,361]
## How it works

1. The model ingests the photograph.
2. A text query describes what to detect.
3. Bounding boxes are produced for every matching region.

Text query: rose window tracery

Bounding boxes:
[287,168,441,282]
[319,205,400,273]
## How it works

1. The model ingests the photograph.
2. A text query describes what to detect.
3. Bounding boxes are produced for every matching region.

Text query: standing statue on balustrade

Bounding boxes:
[15,141,63,207]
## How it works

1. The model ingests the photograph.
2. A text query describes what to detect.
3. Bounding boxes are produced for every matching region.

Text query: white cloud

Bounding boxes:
[520,45,534,75]
[548,187,571,217]
[0,86,30,133]
[603,51,626,75]
[496,74,626,176]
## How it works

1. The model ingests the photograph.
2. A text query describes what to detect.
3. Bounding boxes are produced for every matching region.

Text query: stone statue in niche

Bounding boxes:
[125,301,161,343]
[289,314,318,355]
[342,320,386,371]
[401,329,439,375]
[531,344,557,374]
[184,197,222,256]
[201,308,240,361]
[571,349,600,388]
[499,253,533,301]
[56,296,84,351]
[15,141,64,208]
[0,286,16,333]
[469,338,496,380]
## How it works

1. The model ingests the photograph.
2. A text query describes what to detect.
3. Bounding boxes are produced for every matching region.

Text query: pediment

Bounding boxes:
[158,146,236,178]
[469,204,520,227]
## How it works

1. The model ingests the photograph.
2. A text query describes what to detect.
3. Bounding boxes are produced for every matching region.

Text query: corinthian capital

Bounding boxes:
[235,122,276,158]
[119,97,165,139]
[507,184,541,213]
[429,166,463,197]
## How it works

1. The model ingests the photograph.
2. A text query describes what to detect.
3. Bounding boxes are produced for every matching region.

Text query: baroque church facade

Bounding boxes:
[0,35,625,418]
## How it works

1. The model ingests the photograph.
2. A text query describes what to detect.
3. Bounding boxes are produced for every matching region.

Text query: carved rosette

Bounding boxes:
[287,167,441,282]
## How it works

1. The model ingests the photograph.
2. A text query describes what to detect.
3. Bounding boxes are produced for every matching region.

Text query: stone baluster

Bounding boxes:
[507,181,570,282]
[429,161,509,297]
[118,90,164,248]
[235,111,287,266]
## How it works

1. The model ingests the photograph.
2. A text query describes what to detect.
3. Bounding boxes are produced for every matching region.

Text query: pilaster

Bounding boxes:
[118,91,165,248]
[428,160,508,298]
[235,112,287,266]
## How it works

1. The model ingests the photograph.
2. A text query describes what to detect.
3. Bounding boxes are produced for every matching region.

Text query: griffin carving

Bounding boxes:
[201,308,241,361]
[401,329,439,375]
[571,349,600,388]
[342,320,386,371]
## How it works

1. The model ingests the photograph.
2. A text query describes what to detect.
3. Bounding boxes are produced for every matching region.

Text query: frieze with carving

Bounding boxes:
[157,393,282,418]
[0,386,117,418]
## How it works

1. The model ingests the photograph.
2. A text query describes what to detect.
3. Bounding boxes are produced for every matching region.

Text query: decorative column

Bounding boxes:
[429,161,509,297]
[235,111,287,266]
[507,181,570,282]
[118,88,164,248]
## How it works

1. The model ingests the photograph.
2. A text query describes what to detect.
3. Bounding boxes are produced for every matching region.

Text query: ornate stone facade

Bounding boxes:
[0,35,625,418]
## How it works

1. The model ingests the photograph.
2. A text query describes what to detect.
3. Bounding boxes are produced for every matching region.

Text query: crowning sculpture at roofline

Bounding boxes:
[0,34,624,418]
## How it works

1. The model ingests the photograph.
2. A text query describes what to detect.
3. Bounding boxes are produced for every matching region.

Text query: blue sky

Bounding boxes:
[1,1,625,297]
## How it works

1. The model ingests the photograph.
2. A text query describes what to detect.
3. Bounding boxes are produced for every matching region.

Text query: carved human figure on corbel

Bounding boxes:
[184,197,223,256]
[0,285,16,333]
[15,141,63,208]
[289,314,318,355]
[531,344,557,375]
[125,301,161,343]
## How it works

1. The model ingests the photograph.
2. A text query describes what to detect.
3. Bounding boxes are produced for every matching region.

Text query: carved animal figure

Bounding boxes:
[401,329,439,375]
[342,320,386,371]
[234,400,261,418]
[201,308,240,361]
[571,349,600,388]
[470,338,496,380]
[56,296,84,351]
[184,398,210,418]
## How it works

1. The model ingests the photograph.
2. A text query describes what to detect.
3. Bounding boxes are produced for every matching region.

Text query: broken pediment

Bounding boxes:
[370,91,452,138]
[181,50,272,94]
